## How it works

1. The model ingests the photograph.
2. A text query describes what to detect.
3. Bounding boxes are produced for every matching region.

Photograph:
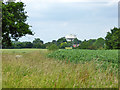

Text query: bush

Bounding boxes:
[48,44,59,51]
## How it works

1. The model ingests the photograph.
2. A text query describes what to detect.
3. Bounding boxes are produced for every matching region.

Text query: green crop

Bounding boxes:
[48,49,118,70]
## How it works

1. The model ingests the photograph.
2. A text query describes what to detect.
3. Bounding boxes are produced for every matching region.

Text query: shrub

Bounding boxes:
[48,44,59,51]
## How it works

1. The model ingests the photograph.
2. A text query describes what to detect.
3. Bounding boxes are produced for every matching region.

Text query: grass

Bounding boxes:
[2,49,47,53]
[2,49,118,88]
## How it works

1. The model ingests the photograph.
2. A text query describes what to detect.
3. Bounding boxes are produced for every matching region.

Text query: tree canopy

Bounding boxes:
[2,1,33,48]
[33,38,44,48]
[105,27,120,49]
[93,38,105,49]
[73,38,82,44]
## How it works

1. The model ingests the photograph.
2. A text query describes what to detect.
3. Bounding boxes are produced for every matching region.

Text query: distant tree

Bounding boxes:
[24,42,33,48]
[59,42,67,49]
[33,38,43,48]
[33,38,43,44]
[2,1,33,48]
[87,39,96,45]
[79,39,89,49]
[73,38,82,44]
[56,37,67,48]
[87,39,96,49]
[45,42,52,49]
[105,27,120,49]
[52,40,57,44]
[13,42,24,49]
[12,41,33,48]
[66,42,72,47]
[57,37,67,43]
[10,41,21,48]
[93,38,105,49]
[41,44,46,49]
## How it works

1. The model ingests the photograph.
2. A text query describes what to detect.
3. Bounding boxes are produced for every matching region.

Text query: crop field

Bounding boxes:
[48,49,118,70]
[2,49,118,88]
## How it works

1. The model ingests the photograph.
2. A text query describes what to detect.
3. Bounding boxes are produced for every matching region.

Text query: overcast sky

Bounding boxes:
[18,0,118,43]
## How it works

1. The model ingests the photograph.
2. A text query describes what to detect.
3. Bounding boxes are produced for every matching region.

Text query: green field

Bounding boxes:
[48,49,118,63]
[2,49,118,88]
[2,49,47,53]
[48,49,118,70]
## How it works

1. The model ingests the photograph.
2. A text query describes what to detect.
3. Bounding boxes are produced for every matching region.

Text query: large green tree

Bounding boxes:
[57,37,67,46]
[2,1,33,48]
[33,38,44,48]
[87,39,96,49]
[79,39,89,49]
[57,37,67,43]
[105,27,120,49]
[93,38,105,49]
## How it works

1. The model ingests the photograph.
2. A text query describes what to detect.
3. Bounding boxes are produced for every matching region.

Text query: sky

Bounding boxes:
[17,0,118,43]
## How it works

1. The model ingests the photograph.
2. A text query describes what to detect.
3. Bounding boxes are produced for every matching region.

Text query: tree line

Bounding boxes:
[5,29,119,50]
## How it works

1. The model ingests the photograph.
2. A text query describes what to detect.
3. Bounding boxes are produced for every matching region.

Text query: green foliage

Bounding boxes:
[33,38,43,44]
[93,38,105,49]
[48,49,118,70]
[45,42,52,49]
[59,42,68,49]
[87,39,96,49]
[7,38,45,49]
[48,44,59,51]
[57,37,67,43]
[52,40,57,44]
[57,37,67,47]
[33,38,44,48]
[73,38,82,44]
[105,27,120,49]
[11,41,33,49]
[79,40,89,49]
[2,1,33,48]
[78,39,105,50]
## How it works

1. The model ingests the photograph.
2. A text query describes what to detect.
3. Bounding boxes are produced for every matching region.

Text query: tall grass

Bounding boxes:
[2,50,118,88]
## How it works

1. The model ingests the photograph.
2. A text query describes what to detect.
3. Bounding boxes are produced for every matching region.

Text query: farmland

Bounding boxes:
[2,49,118,88]
[48,49,118,70]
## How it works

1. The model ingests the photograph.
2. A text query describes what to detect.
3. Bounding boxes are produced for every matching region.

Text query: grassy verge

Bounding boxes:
[2,49,118,88]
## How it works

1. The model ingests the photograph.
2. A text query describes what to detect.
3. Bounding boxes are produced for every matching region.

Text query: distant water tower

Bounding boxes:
[65,34,76,42]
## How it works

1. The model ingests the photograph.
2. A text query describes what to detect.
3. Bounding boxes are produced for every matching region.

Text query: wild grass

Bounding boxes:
[2,49,118,88]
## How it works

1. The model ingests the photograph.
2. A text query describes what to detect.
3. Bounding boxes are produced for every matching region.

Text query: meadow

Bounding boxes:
[2,49,118,88]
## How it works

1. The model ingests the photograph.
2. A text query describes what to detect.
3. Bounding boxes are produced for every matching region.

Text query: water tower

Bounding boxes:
[65,34,76,42]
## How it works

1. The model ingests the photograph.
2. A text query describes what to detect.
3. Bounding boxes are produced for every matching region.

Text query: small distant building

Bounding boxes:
[65,34,77,42]
[73,44,80,47]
